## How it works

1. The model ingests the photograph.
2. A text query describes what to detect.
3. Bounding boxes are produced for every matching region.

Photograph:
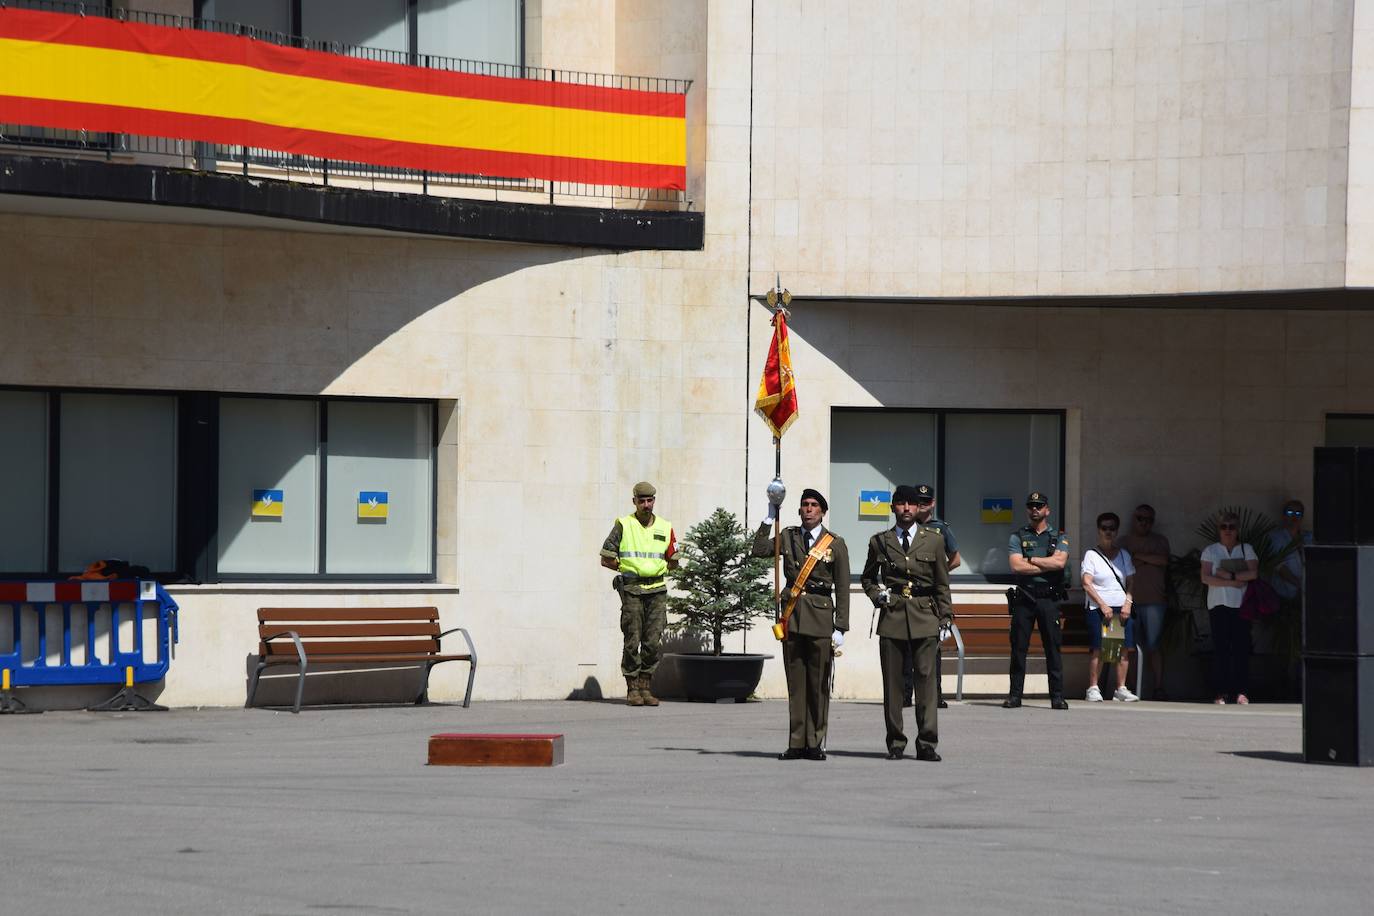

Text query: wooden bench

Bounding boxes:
[942,600,1109,699]
[247,607,476,714]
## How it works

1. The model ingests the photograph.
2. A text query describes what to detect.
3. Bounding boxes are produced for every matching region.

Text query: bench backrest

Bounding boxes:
[256,607,443,657]
[950,601,1091,654]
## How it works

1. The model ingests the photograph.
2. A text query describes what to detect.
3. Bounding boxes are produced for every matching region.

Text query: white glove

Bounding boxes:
[763,503,778,525]
[938,621,953,642]
[831,629,845,648]
[876,586,891,607]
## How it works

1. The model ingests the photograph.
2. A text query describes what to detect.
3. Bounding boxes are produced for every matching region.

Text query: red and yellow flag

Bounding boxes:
[0,8,686,189]
[754,311,798,438]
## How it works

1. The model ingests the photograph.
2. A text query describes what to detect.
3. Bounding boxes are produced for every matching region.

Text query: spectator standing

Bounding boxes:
[1199,511,1259,704]
[1080,512,1139,702]
[1117,504,1171,699]
[1267,499,1312,606]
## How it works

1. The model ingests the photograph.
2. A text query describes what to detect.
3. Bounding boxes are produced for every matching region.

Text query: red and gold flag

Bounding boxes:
[754,311,798,438]
[0,8,686,189]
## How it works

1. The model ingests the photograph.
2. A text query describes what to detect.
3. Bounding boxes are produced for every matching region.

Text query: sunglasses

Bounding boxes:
[1134,515,1154,522]
[1285,509,1304,517]
[1219,523,1237,531]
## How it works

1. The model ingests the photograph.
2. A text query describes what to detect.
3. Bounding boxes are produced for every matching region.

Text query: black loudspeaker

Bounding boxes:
[1303,656,1374,766]
[1304,546,1374,656]
[1312,447,1374,545]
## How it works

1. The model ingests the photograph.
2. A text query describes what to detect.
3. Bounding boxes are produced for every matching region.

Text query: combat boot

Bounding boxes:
[625,676,644,706]
[638,675,660,707]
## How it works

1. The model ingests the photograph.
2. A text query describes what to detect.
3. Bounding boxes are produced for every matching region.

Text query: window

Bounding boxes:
[0,390,48,574]
[197,0,523,65]
[0,387,436,582]
[829,408,1065,578]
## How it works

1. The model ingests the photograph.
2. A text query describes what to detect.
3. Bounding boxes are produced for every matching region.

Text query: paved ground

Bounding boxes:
[4,697,1372,915]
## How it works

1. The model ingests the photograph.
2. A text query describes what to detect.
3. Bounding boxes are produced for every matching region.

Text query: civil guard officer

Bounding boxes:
[599,481,677,707]
[1004,491,1070,710]
[751,487,849,761]
[862,484,953,761]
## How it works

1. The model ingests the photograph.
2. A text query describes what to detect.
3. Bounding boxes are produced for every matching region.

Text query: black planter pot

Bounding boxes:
[654,652,773,703]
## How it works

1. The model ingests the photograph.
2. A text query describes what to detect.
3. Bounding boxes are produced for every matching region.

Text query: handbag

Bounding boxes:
[1240,578,1279,622]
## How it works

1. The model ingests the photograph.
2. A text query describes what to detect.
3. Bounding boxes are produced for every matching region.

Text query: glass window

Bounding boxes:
[942,413,1062,577]
[418,0,521,65]
[829,411,937,576]
[217,398,320,575]
[57,393,177,572]
[200,0,290,34]
[1326,415,1374,446]
[0,391,49,572]
[324,402,433,575]
[302,0,409,55]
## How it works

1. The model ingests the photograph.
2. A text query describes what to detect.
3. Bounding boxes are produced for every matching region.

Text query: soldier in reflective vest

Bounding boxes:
[600,481,677,707]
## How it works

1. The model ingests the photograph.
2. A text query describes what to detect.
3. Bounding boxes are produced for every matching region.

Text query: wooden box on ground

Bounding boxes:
[428,733,564,767]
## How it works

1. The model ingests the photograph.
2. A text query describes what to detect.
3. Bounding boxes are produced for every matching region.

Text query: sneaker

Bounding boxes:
[1213,695,1227,705]
[1236,694,1250,705]
[1085,685,1104,702]
[1113,686,1139,702]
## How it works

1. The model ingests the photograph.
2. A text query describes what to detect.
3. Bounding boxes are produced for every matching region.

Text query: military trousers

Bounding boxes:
[1008,594,1064,700]
[881,635,939,754]
[620,590,667,677]
[781,632,833,750]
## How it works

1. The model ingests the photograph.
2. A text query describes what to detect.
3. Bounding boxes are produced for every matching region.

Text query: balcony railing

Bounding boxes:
[0,0,692,210]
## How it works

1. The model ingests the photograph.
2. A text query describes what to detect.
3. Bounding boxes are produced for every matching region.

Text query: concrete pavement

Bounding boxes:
[3,698,1371,914]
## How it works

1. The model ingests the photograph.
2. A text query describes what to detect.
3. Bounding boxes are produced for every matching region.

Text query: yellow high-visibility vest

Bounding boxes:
[617,514,672,584]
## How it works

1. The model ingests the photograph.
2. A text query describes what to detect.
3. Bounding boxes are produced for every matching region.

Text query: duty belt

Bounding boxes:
[893,584,937,598]
[799,582,832,597]
[1016,583,1062,600]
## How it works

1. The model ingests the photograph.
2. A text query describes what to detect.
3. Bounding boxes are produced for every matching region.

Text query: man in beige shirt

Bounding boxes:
[1116,503,1171,700]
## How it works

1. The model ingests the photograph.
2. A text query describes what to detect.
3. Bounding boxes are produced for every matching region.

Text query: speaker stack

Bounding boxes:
[1303,448,1374,765]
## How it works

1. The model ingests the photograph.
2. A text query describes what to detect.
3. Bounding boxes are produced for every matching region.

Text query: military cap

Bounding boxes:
[892,484,920,505]
[1026,491,1049,507]
[799,487,829,512]
[914,484,936,502]
[632,481,657,498]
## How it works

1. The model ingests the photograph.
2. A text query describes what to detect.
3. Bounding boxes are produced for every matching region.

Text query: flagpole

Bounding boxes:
[773,435,782,625]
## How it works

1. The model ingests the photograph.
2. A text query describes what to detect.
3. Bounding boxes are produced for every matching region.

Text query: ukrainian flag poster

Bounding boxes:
[252,489,283,518]
[358,491,389,520]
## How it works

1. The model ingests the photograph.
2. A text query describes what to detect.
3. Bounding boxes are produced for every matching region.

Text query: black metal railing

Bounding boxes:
[0,0,692,207]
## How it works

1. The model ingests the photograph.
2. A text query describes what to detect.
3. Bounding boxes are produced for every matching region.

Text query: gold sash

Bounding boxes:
[773,531,835,640]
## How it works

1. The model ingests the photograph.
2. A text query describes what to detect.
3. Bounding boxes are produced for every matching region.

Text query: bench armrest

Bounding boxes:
[437,627,478,666]
[261,630,307,669]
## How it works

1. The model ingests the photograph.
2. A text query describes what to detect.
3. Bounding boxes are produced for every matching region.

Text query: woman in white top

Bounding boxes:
[1198,510,1260,705]
[1081,512,1138,702]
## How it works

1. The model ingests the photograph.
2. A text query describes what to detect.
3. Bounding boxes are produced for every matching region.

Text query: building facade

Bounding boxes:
[3,0,1374,707]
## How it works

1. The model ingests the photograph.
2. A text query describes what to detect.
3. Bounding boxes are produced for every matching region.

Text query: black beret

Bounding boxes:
[799,488,828,512]
[892,484,920,505]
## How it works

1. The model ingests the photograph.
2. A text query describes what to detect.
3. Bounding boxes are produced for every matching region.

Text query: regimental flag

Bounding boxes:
[981,497,1013,524]
[252,489,284,518]
[0,8,687,189]
[754,311,799,438]
[859,490,891,518]
[358,491,389,520]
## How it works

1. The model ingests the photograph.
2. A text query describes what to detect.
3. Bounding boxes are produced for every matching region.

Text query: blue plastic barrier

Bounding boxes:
[0,580,179,713]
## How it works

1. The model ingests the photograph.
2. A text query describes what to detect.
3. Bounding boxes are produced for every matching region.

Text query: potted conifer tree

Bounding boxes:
[655,507,775,702]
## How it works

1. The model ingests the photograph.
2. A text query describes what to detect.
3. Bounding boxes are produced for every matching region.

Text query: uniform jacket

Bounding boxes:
[861,526,953,639]
[751,524,850,638]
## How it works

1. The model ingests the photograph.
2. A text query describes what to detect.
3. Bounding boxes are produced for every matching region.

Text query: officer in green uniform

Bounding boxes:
[862,484,953,761]
[751,487,849,761]
[1004,491,1070,710]
[600,481,677,707]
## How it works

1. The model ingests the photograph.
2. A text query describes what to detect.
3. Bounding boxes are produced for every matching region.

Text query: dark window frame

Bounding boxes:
[831,406,1068,583]
[0,384,438,584]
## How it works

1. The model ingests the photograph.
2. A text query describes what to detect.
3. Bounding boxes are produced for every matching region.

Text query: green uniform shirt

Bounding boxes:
[1008,524,1071,589]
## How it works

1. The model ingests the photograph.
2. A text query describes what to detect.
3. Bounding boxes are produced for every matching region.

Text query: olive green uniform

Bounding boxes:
[862,526,952,756]
[1007,524,1069,702]
[751,524,850,751]
[601,517,670,678]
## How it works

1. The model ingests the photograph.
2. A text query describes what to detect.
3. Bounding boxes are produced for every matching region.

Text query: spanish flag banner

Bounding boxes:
[754,311,799,438]
[0,8,686,189]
